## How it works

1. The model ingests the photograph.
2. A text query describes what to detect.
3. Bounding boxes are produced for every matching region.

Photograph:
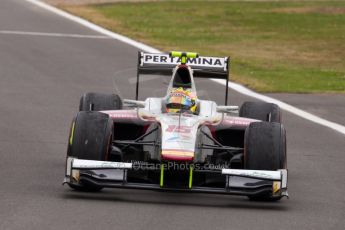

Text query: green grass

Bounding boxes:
[62,1,345,93]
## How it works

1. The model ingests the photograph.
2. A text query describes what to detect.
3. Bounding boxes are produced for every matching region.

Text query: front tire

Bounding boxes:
[244,122,287,201]
[67,111,113,192]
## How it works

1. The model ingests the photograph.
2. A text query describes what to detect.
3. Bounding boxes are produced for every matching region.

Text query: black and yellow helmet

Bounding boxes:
[166,87,197,114]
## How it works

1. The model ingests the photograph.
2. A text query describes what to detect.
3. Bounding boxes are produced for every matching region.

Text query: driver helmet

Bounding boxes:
[165,87,197,114]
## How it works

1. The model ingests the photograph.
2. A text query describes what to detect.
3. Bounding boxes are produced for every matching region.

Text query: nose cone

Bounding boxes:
[161,150,194,161]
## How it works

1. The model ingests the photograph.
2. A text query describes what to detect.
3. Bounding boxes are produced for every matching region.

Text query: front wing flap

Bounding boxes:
[64,157,288,198]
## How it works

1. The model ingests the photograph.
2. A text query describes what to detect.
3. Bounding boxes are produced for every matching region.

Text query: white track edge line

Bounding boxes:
[0,30,110,39]
[212,79,345,135]
[25,0,160,53]
[25,0,345,136]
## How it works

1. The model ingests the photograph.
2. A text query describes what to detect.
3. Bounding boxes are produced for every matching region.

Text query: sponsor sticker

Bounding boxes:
[166,134,192,142]
[103,110,138,119]
[223,117,253,126]
[142,53,227,69]
[273,181,281,194]
[165,125,192,133]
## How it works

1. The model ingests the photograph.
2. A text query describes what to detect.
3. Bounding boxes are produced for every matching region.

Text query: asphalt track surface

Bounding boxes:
[1,0,344,229]
[266,93,345,126]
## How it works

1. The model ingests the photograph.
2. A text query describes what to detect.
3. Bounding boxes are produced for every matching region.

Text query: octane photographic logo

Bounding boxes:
[131,161,231,171]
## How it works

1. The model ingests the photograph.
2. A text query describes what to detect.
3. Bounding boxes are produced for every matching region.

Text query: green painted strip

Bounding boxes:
[181,56,187,64]
[160,164,164,187]
[69,122,75,146]
[189,165,193,189]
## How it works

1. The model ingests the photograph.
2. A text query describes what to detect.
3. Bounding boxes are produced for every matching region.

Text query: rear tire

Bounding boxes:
[240,101,281,123]
[67,111,113,192]
[79,92,122,111]
[244,122,286,201]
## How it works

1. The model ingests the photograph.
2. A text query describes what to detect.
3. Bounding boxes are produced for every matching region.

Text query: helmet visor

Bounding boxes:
[167,103,191,111]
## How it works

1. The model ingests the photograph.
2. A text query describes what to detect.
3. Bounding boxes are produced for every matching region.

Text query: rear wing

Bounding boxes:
[138,52,229,79]
[135,52,231,105]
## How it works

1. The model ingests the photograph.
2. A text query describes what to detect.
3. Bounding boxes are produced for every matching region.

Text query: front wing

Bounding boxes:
[64,157,288,198]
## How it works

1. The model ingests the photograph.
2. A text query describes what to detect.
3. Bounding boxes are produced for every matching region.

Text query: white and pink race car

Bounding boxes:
[64,51,288,201]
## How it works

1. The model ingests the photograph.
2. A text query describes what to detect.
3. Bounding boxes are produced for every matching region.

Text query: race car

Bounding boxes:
[64,51,288,201]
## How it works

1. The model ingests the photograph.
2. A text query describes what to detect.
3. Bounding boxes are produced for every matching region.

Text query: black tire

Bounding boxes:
[240,101,281,123]
[244,122,287,201]
[67,111,113,192]
[79,92,122,111]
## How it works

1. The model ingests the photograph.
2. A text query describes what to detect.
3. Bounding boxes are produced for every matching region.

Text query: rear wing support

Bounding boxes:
[136,52,230,105]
